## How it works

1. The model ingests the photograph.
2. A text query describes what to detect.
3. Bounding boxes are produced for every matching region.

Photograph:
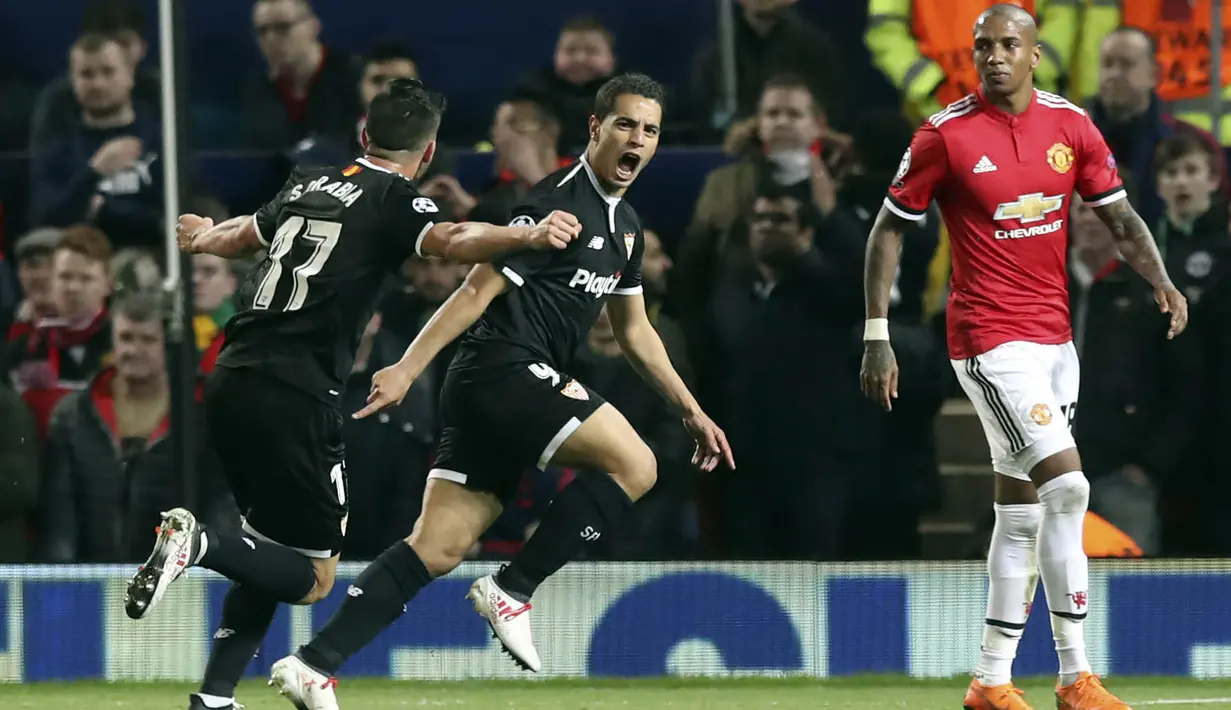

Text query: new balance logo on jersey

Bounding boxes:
[567,268,620,298]
[587,236,605,250]
[973,155,998,173]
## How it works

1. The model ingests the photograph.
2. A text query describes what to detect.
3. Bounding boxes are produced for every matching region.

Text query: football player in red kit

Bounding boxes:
[860,5,1187,710]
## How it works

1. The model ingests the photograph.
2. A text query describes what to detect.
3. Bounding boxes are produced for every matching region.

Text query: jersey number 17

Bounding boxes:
[254,215,342,312]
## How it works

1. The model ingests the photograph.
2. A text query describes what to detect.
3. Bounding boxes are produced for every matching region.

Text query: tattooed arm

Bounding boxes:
[860,205,911,411]
[1092,197,1189,338]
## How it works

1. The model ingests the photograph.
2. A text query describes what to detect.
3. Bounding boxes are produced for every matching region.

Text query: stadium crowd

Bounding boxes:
[0,0,1228,565]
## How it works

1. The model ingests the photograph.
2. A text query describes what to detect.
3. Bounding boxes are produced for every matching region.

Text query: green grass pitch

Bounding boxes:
[5,677,1231,709]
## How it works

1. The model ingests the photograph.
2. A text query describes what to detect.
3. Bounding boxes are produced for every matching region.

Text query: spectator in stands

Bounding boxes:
[691,0,843,142]
[7,228,63,343]
[29,0,159,144]
[1089,27,1227,229]
[573,232,697,558]
[0,382,38,563]
[38,293,236,563]
[243,0,360,154]
[1148,135,1231,553]
[110,247,161,297]
[192,253,237,353]
[676,76,849,324]
[699,185,874,559]
[441,95,566,224]
[1067,195,1198,556]
[513,16,616,154]
[3,225,113,440]
[292,40,455,180]
[29,32,164,250]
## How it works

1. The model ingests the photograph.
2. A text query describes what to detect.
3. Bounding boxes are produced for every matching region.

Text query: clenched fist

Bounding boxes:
[525,210,582,250]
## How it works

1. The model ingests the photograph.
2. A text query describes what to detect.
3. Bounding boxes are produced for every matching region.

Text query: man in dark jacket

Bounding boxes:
[28,33,163,250]
[38,293,235,562]
[1088,27,1228,229]
[242,0,360,153]
[29,0,160,145]
[513,16,616,154]
[701,184,879,559]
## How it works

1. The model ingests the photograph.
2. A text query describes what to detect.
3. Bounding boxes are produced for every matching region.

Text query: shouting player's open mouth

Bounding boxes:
[615,152,641,182]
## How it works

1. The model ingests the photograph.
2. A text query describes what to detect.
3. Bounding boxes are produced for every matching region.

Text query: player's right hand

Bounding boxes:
[1154,283,1189,339]
[526,210,582,250]
[176,214,214,253]
[860,340,900,412]
[353,364,415,419]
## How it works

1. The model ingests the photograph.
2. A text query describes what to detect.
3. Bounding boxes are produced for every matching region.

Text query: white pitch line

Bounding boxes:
[1131,698,1231,706]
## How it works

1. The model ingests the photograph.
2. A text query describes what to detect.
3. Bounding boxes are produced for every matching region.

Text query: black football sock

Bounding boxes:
[197,529,318,604]
[198,582,279,700]
[298,541,432,676]
[496,471,633,601]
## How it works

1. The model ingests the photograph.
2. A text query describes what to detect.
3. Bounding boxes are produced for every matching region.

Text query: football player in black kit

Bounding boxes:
[269,73,734,709]
[121,79,582,710]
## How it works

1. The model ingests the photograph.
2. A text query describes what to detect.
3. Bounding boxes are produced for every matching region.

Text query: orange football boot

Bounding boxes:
[963,678,1034,710]
[1055,672,1132,709]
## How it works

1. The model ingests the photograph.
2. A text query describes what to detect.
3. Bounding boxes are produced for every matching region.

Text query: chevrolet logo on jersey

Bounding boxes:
[993,193,1065,223]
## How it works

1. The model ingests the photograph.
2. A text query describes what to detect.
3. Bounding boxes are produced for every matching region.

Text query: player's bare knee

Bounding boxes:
[407,532,469,577]
[609,443,657,501]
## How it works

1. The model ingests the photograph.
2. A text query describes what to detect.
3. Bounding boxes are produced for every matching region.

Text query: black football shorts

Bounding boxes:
[205,366,347,557]
[431,360,605,502]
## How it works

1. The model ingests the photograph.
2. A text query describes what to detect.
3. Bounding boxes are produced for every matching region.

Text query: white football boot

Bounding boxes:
[467,574,541,672]
[125,507,201,619]
[269,655,340,710]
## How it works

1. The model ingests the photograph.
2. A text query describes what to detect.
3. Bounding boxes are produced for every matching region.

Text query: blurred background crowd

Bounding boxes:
[0,0,1228,566]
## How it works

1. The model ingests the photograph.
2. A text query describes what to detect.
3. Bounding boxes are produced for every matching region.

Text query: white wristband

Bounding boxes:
[863,318,890,341]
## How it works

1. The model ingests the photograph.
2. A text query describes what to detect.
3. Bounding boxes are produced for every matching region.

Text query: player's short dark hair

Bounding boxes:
[1106,25,1158,56]
[593,73,664,121]
[560,15,615,50]
[57,224,114,265]
[1153,132,1219,174]
[365,78,446,153]
[112,291,164,324]
[82,0,144,37]
[365,40,417,68]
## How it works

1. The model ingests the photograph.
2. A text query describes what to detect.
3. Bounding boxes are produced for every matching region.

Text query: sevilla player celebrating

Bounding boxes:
[861,5,1186,710]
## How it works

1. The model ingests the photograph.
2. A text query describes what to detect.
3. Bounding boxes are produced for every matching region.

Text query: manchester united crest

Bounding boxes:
[1047,143,1074,174]
[1030,403,1052,426]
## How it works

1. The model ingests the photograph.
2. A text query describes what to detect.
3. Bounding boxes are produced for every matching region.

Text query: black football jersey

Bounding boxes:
[450,156,645,375]
[218,158,442,405]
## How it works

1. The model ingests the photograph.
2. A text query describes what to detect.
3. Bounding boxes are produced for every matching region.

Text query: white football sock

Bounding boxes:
[1036,471,1092,686]
[976,503,1043,687]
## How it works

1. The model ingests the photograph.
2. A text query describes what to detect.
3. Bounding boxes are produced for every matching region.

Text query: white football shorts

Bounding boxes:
[951,340,1079,481]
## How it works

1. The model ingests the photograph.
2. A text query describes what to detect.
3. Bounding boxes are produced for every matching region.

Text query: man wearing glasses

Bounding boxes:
[243,0,360,152]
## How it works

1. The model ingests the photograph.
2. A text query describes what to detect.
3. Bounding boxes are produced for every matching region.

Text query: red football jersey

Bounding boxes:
[886,88,1125,359]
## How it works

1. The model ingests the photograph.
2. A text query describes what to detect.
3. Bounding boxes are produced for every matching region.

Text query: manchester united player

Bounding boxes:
[861,6,1186,710]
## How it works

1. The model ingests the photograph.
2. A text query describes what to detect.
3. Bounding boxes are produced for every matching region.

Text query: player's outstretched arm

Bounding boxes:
[417,210,582,263]
[1092,198,1189,338]
[860,206,909,411]
[176,214,264,258]
[605,293,735,471]
[353,263,508,419]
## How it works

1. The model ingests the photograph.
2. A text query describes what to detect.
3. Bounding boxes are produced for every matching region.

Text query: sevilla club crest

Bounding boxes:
[623,232,636,259]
